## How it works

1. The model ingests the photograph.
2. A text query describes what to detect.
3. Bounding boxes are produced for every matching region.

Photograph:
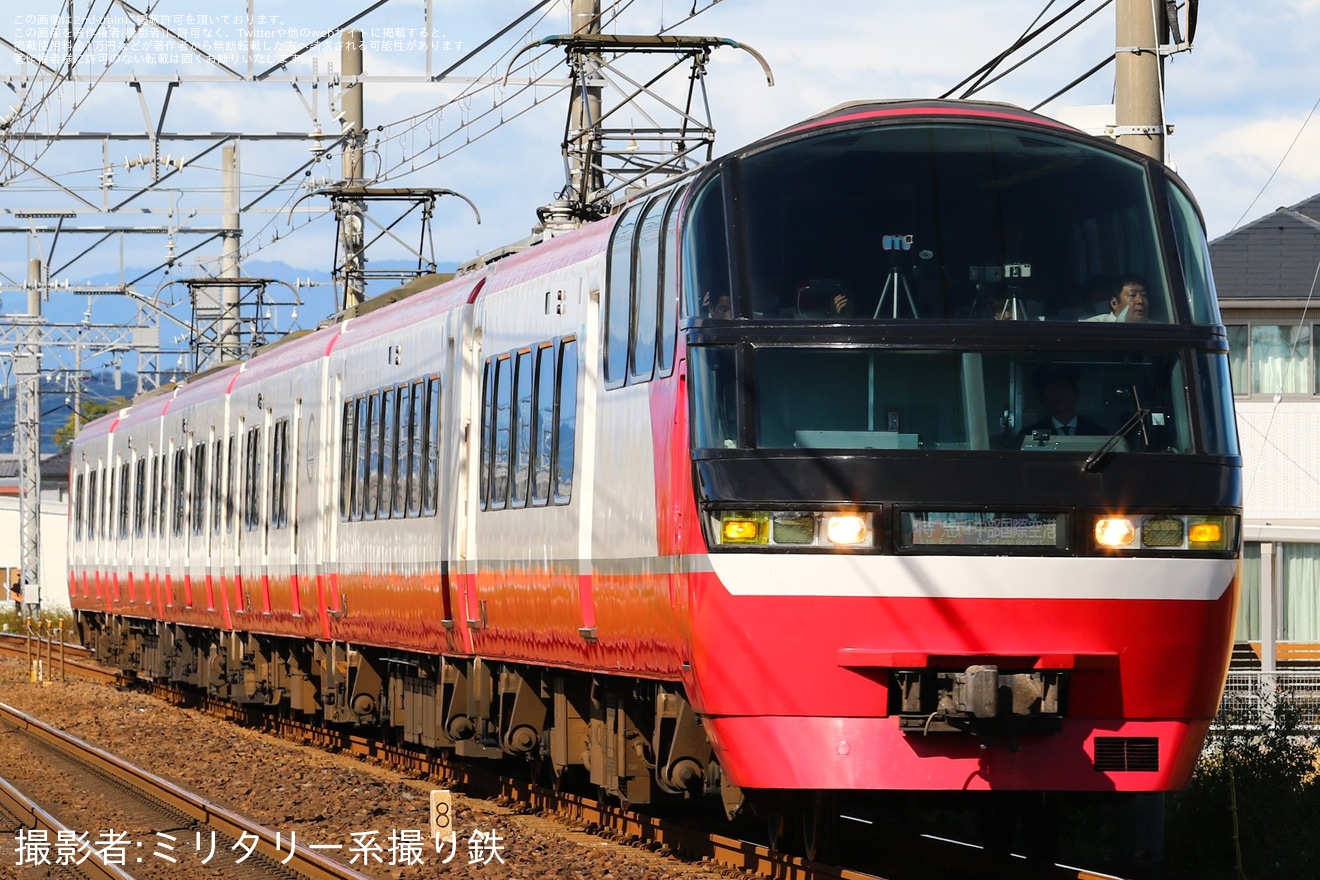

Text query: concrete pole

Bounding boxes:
[16,258,43,614]
[1115,0,1166,162]
[220,142,241,363]
[340,29,366,308]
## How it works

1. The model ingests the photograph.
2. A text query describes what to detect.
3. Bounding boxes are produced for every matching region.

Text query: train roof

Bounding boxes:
[781,98,1080,137]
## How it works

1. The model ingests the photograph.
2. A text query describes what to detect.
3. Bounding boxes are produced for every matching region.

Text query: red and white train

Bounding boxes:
[68,99,1241,828]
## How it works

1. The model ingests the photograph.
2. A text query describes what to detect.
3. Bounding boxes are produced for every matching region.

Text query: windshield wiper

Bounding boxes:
[1083,386,1149,473]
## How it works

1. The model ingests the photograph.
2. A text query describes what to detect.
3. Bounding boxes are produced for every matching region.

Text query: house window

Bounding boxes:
[1281,543,1320,641]
[1236,543,1260,642]
[1226,323,1315,396]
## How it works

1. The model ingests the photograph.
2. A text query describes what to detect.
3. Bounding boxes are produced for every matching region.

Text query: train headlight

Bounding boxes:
[711,510,874,549]
[825,514,869,546]
[1094,518,1136,548]
[1093,514,1238,552]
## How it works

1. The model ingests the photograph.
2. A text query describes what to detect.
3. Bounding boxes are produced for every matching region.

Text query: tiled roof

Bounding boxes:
[1210,193,1320,301]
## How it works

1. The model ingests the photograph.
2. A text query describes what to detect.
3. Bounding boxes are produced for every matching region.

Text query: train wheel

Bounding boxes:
[800,792,837,862]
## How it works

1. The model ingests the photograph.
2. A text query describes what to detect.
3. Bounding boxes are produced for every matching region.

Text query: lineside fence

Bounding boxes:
[1216,671,1320,730]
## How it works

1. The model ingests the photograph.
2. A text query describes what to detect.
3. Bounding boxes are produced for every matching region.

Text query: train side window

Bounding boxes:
[398,385,415,516]
[271,417,289,529]
[192,443,207,536]
[133,458,146,539]
[532,343,555,506]
[352,397,367,521]
[87,466,98,541]
[225,437,235,534]
[658,189,681,377]
[408,380,425,517]
[74,472,85,541]
[380,386,396,519]
[491,355,512,510]
[244,426,263,531]
[554,338,578,505]
[365,393,381,520]
[106,462,118,543]
[339,400,354,520]
[156,453,167,539]
[211,439,223,536]
[173,448,187,538]
[423,376,441,516]
[605,207,642,387]
[118,461,130,540]
[630,194,666,383]
[147,455,158,537]
[511,348,534,508]
[479,360,493,510]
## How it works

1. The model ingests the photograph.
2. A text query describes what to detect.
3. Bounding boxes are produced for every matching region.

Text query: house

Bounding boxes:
[1210,193,1320,671]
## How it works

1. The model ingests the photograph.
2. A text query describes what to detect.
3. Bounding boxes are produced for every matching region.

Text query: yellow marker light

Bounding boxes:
[1188,520,1224,546]
[721,517,764,544]
[825,514,868,546]
[1095,517,1136,548]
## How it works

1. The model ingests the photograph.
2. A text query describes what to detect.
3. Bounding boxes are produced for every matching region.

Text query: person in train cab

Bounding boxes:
[701,291,733,319]
[1021,365,1106,437]
[1083,273,1149,323]
[793,279,854,318]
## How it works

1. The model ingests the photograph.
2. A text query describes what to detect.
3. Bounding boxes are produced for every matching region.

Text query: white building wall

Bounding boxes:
[1236,401,1320,524]
[0,488,71,613]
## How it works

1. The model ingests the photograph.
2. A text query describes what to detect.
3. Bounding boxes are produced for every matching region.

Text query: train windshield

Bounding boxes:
[690,347,1239,456]
[685,122,1218,324]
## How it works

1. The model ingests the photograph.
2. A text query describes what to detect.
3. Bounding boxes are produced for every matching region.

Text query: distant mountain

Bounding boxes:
[0,372,130,455]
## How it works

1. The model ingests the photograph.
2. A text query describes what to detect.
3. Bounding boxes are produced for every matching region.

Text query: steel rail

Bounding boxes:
[0,773,136,879]
[0,701,372,880]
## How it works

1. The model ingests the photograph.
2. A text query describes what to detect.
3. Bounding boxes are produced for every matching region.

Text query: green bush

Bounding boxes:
[1167,686,1320,878]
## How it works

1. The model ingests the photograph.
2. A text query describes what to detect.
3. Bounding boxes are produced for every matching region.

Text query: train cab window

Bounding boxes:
[693,344,1209,456]
[424,377,441,516]
[554,338,579,504]
[728,124,1177,324]
[682,174,730,319]
[1166,180,1220,325]
[658,191,681,376]
[606,206,642,386]
[512,349,534,508]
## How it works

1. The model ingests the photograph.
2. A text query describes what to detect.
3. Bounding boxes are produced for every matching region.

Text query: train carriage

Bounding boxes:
[68,99,1240,831]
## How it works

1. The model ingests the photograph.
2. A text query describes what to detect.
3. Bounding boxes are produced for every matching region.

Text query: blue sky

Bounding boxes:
[2,1,1319,326]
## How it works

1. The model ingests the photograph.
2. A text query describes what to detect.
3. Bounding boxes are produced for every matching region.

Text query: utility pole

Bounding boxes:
[1114,0,1168,162]
[339,28,367,310]
[220,142,242,362]
[567,0,604,208]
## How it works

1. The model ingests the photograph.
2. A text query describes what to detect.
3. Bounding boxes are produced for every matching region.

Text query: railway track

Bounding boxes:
[0,700,372,880]
[0,635,1130,880]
